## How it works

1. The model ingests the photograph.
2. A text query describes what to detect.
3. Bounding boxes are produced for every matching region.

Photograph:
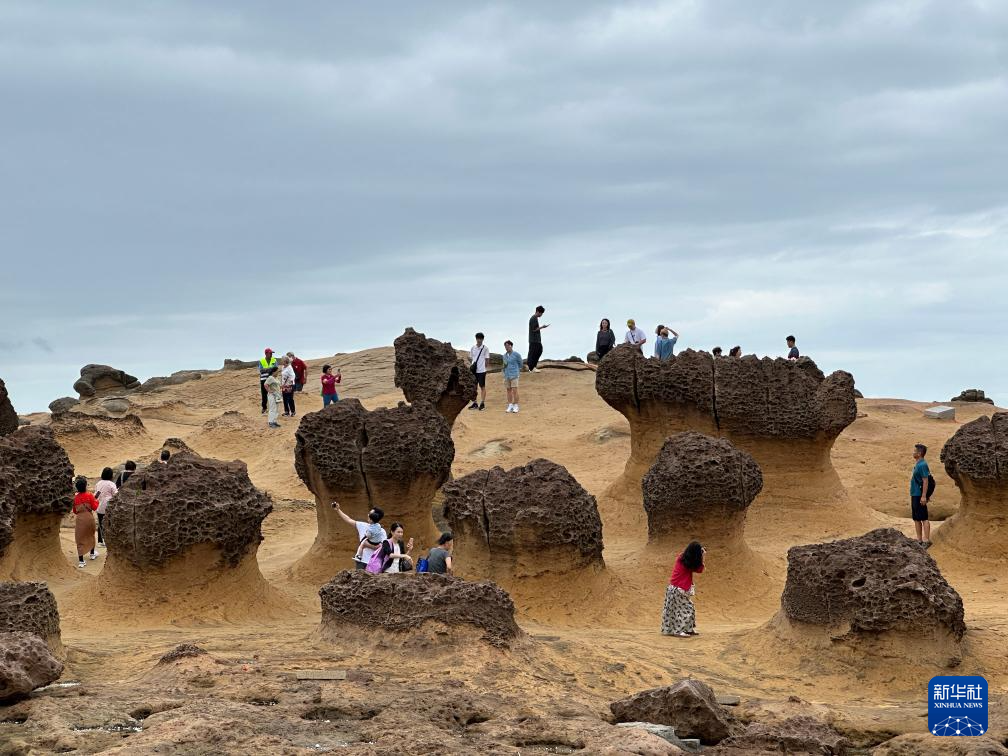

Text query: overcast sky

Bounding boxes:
[3,1,1007,413]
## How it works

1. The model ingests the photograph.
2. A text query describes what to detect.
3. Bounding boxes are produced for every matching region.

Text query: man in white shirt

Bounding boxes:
[625,319,647,351]
[468,332,489,411]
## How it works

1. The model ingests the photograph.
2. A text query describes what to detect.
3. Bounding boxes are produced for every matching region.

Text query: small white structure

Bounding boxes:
[924,405,956,420]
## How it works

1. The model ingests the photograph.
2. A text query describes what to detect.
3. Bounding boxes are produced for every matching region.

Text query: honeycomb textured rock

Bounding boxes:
[0,631,63,701]
[642,432,762,541]
[780,527,965,639]
[0,378,17,438]
[319,571,521,647]
[105,454,272,568]
[0,426,73,517]
[0,582,60,642]
[394,327,477,425]
[941,412,1008,482]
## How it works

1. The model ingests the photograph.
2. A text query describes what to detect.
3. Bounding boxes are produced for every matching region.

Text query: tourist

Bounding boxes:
[502,340,523,413]
[321,364,342,407]
[468,332,489,411]
[712,346,723,357]
[661,541,706,637]
[654,327,679,361]
[786,335,799,360]
[372,522,414,574]
[910,443,932,545]
[729,346,741,358]
[425,532,454,575]
[159,449,171,464]
[264,365,282,428]
[72,476,99,567]
[527,305,548,372]
[114,460,137,488]
[287,351,308,392]
[653,325,666,357]
[94,466,118,548]
[281,357,297,417]
[624,319,647,351]
[258,348,278,414]
[595,319,616,361]
[332,502,387,569]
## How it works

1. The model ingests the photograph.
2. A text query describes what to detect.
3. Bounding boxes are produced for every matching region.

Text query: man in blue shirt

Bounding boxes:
[654,327,679,361]
[786,335,800,360]
[502,340,523,414]
[910,443,931,545]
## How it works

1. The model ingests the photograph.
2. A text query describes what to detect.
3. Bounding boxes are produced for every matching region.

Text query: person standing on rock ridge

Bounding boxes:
[72,476,99,568]
[527,305,548,372]
[264,366,282,428]
[281,357,297,418]
[502,340,523,414]
[654,327,679,361]
[624,319,647,351]
[910,443,932,545]
[786,336,799,360]
[94,467,117,548]
[320,364,342,407]
[259,348,278,414]
[287,352,308,392]
[332,502,387,569]
[468,333,489,411]
[661,541,705,638]
[596,319,616,361]
[712,346,723,357]
[729,346,741,357]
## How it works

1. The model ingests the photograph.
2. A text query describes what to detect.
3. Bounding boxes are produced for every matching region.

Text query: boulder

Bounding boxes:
[99,396,132,415]
[0,378,17,437]
[0,631,63,701]
[442,459,604,580]
[950,388,994,405]
[319,571,521,648]
[642,432,762,546]
[719,716,850,754]
[47,396,79,416]
[853,388,864,399]
[0,582,61,647]
[222,358,259,370]
[139,371,204,392]
[610,679,735,745]
[393,327,477,425]
[587,351,599,364]
[72,364,141,397]
[925,405,956,420]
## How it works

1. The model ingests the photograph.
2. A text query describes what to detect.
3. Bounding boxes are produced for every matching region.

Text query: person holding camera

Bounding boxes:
[661,541,706,637]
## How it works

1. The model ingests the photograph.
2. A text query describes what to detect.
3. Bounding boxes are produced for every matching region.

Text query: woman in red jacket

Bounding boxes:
[72,476,99,568]
[661,541,705,637]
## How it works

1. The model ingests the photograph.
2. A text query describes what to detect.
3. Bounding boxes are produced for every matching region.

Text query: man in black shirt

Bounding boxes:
[786,335,799,360]
[527,305,548,372]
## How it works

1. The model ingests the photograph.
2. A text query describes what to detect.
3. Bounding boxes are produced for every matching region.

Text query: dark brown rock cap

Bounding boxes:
[105,453,272,569]
[73,364,141,397]
[442,459,604,569]
[393,328,477,423]
[319,571,521,648]
[0,631,63,701]
[0,426,73,517]
[941,412,1008,482]
[0,582,60,642]
[610,678,735,745]
[781,528,965,639]
[0,378,17,438]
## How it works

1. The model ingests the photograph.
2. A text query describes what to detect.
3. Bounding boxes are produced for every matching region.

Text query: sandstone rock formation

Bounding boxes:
[595,345,857,518]
[0,378,17,437]
[776,528,965,658]
[950,388,994,404]
[642,432,762,547]
[51,411,146,440]
[393,327,476,425]
[319,571,521,648]
[73,364,141,397]
[47,396,79,416]
[293,399,454,581]
[610,678,735,745]
[222,358,259,370]
[0,631,63,701]
[719,716,850,754]
[442,459,604,581]
[938,413,1008,556]
[139,370,204,392]
[0,427,74,580]
[0,582,61,649]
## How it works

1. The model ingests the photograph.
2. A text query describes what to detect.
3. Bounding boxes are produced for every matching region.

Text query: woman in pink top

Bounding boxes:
[94,467,118,548]
[661,541,705,637]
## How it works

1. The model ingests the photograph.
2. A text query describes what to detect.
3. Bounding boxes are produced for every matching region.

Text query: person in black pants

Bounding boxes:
[527,305,549,372]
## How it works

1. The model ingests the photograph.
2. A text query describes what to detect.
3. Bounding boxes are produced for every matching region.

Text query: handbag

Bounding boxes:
[470,345,486,375]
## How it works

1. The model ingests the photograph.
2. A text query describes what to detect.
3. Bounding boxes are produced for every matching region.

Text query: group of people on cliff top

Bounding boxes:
[258,349,343,429]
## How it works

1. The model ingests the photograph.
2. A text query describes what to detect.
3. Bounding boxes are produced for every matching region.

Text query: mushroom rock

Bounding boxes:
[319,571,522,649]
[72,364,141,398]
[393,328,477,425]
[595,345,857,519]
[292,399,454,582]
[937,413,1008,558]
[0,582,61,652]
[442,459,604,582]
[0,631,63,702]
[772,528,965,663]
[0,378,17,438]
[0,427,74,580]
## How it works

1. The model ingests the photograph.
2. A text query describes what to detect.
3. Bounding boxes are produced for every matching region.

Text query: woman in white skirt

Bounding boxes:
[661,541,706,637]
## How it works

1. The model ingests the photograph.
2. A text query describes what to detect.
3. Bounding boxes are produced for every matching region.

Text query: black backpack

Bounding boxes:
[926,475,936,499]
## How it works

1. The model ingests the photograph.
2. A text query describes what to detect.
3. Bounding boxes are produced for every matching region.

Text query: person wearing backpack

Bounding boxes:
[910,443,934,546]
[366,522,414,574]
[468,333,488,411]
[424,532,454,575]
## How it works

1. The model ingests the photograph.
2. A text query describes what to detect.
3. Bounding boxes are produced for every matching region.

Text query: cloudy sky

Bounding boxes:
[3,1,1007,412]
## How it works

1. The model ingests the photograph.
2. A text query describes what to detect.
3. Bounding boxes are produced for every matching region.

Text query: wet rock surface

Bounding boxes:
[442,459,604,577]
[610,678,735,745]
[0,631,63,701]
[106,454,272,568]
[0,378,17,437]
[941,412,1008,482]
[780,528,965,639]
[319,571,521,648]
[393,327,477,425]
[73,364,141,397]
[0,582,60,643]
[0,426,74,518]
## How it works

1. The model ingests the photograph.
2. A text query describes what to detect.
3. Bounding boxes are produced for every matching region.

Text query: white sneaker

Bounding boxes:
[532,368,541,373]
[90,553,97,560]
[505,404,513,413]
[77,562,86,569]
[512,405,520,413]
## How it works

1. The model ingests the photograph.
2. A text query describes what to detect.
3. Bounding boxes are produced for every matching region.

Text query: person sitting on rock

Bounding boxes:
[786,335,799,359]
[425,532,454,575]
[332,502,387,570]
[624,319,647,351]
[661,541,706,638]
[910,443,932,545]
[374,522,414,574]
[72,476,99,568]
[94,466,118,548]
[114,459,137,488]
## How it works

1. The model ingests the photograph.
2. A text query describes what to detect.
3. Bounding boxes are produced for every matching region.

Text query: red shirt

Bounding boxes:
[291,358,308,384]
[321,373,340,395]
[73,492,99,514]
[669,554,704,591]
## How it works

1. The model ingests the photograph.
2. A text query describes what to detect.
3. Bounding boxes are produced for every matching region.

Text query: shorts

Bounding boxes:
[294,382,303,392]
[475,371,486,388]
[911,495,929,522]
[504,376,519,389]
